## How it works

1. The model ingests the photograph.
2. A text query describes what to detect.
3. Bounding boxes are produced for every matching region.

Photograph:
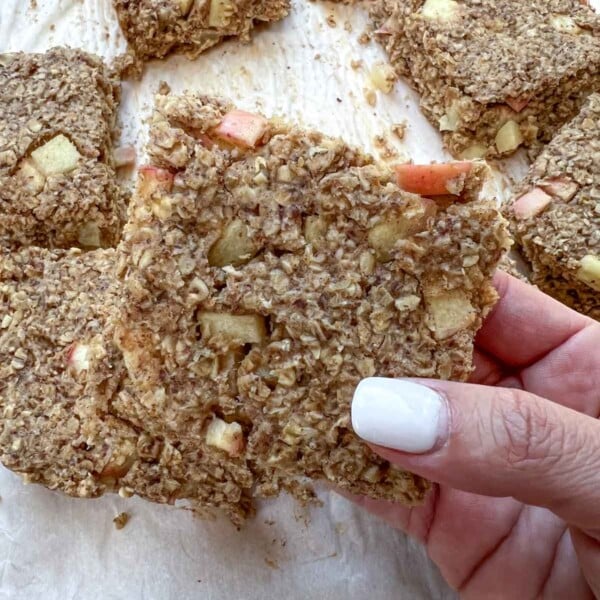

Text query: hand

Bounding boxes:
[347,272,600,599]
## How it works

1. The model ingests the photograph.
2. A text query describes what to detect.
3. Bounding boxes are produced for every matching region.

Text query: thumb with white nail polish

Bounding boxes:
[351,378,446,454]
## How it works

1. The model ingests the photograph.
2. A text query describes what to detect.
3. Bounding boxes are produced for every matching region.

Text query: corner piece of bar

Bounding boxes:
[506,93,600,320]
[114,92,510,512]
[370,0,600,159]
[113,0,290,60]
[0,48,125,250]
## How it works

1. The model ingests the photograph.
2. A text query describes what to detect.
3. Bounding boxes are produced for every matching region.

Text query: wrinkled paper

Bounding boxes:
[2,0,580,596]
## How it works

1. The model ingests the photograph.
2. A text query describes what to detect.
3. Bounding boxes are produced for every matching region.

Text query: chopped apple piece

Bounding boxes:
[550,15,583,34]
[304,216,328,246]
[209,0,235,27]
[505,96,530,113]
[100,440,137,482]
[395,162,473,196]
[17,159,45,194]
[78,222,102,248]
[205,418,244,457]
[113,145,136,167]
[177,0,195,17]
[539,177,578,202]
[370,63,397,94]
[512,187,553,220]
[198,312,267,345]
[368,199,437,261]
[208,219,259,267]
[439,102,461,132]
[425,289,476,340]
[576,255,600,292]
[67,342,90,375]
[421,0,461,22]
[138,166,174,198]
[459,144,488,160]
[213,110,269,148]
[30,134,81,176]
[495,120,523,154]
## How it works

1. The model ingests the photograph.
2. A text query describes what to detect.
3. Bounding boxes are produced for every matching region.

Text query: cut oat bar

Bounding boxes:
[370,0,600,159]
[506,93,600,320]
[0,248,253,523]
[113,0,290,60]
[0,48,125,250]
[114,93,509,506]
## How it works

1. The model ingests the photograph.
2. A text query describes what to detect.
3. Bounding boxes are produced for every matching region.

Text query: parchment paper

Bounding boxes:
[1,0,587,597]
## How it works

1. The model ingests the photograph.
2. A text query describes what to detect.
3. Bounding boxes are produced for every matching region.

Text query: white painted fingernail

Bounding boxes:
[351,378,445,453]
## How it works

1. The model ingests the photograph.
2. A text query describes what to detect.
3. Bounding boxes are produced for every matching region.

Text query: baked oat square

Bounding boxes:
[0,247,253,523]
[0,48,125,250]
[113,0,290,60]
[506,93,600,320]
[371,0,600,159]
[114,93,509,507]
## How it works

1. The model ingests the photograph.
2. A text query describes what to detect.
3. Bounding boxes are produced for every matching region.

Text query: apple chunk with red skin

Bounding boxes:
[213,110,269,148]
[395,162,473,196]
[512,187,553,220]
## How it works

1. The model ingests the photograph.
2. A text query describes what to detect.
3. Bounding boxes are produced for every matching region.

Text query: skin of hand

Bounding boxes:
[347,272,600,599]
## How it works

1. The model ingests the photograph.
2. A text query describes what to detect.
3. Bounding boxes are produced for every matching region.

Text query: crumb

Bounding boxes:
[314,53,321,61]
[358,32,370,45]
[113,512,130,530]
[350,59,363,70]
[265,557,279,569]
[326,14,336,28]
[363,88,377,107]
[158,80,171,95]
[392,122,407,140]
[336,97,342,103]
[344,21,352,33]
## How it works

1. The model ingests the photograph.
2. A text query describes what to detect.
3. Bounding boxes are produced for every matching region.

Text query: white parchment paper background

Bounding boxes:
[4,0,595,597]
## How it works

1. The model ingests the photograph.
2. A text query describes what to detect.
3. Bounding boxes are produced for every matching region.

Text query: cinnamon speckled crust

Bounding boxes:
[0,49,125,250]
[114,93,509,510]
[113,0,290,60]
[0,248,254,524]
[370,0,600,159]
[506,94,600,319]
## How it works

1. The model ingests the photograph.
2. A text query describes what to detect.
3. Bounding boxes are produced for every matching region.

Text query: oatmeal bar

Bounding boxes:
[0,48,125,250]
[113,0,290,60]
[370,0,600,159]
[114,93,509,506]
[506,93,600,320]
[0,248,253,523]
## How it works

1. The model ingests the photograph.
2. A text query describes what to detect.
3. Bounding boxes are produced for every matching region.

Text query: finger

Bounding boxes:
[476,272,594,368]
[570,528,600,598]
[332,486,437,543]
[351,377,600,534]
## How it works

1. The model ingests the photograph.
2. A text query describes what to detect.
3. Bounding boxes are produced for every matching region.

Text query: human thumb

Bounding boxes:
[351,377,600,537]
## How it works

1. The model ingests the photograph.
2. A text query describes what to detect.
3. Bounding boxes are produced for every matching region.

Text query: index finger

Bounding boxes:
[476,271,594,368]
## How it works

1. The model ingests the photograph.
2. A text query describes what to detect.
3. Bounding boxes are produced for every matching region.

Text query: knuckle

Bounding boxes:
[489,390,565,470]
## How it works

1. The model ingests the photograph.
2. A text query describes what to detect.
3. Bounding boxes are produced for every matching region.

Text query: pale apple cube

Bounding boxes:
[421,0,461,22]
[208,219,260,267]
[78,222,102,248]
[550,15,583,34]
[425,289,476,340]
[370,63,396,94]
[214,110,269,148]
[209,0,235,27]
[459,144,488,160]
[495,120,523,154]
[67,342,90,375]
[177,0,195,17]
[198,312,267,345]
[205,418,244,457]
[30,134,82,176]
[304,216,328,246]
[512,187,553,220]
[576,255,600,292]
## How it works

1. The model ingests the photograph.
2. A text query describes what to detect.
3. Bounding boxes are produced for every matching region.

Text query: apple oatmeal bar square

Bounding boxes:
[0,247,254,523]
[370,0,600,159]
[506,93,600,320]
[0,48,126,250]
[113,0,290,60]
[114,92,509,506]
